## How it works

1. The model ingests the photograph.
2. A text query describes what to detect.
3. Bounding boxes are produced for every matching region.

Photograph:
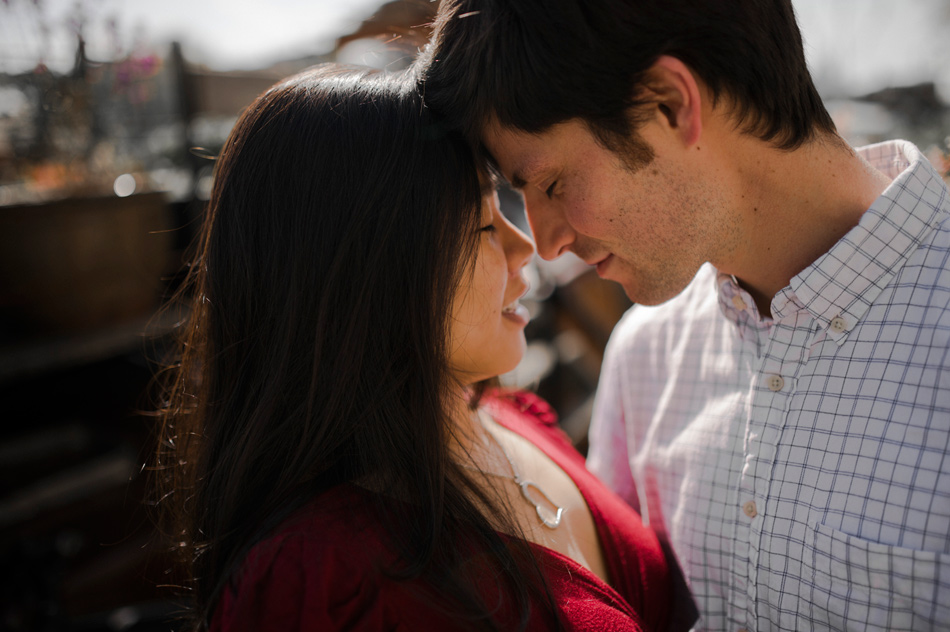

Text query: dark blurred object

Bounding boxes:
[0,190,180,629]
[0,192,173,337]
[0,349,184,632]
[831,81,950,152]
[859,82,945,119]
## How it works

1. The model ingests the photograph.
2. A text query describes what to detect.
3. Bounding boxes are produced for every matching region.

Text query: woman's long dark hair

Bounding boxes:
[156,64,553,630]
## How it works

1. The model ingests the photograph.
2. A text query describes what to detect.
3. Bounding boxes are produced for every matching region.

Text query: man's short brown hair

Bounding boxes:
[418,0,836,159]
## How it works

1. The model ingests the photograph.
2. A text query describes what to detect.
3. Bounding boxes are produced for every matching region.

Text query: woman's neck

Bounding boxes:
[445,387,485,460]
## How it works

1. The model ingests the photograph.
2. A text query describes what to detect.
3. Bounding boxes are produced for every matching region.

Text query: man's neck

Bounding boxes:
[717,134,893,317]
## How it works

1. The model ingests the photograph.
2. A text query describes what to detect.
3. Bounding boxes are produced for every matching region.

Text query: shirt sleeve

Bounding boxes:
[587,329,640,514]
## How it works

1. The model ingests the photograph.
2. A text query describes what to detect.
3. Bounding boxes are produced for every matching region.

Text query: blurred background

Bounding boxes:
[1,1,948,630]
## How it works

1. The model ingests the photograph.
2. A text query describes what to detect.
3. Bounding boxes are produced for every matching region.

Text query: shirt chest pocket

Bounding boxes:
[801,521,950,631]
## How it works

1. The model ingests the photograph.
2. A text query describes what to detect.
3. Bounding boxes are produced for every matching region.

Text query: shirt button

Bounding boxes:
[829,315,848,333]
[732,294,747,310]
[767,374,785,391]
[743,501,758,518]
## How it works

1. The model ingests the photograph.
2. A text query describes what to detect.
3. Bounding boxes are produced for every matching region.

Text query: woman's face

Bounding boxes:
[448,189,535,385]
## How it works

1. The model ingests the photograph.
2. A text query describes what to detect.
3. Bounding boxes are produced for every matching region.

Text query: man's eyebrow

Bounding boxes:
[484,147,533,190]
[509,161,546,191]
[509,171,527,190]
[485,150,526,190]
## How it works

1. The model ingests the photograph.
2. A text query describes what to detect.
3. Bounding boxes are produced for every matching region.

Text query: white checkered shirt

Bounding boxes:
[588,140,950,631]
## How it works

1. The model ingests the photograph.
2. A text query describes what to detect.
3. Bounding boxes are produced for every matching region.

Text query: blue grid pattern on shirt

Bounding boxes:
[588,141,950,631]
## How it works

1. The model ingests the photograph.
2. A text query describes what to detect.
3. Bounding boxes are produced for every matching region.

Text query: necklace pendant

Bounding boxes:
[538,506,564,530]
[475,412,566,531]
[519,480,564,529]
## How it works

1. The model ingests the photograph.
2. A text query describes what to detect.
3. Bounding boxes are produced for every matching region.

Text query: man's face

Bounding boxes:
[483,118,736,305]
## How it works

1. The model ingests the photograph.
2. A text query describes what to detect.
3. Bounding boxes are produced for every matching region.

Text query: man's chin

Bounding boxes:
[618,276,692,307]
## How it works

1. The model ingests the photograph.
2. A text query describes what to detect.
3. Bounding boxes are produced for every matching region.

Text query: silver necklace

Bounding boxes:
[465,413,564,530]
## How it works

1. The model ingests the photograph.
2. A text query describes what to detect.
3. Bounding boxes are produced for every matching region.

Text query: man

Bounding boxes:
[419,0,950,630]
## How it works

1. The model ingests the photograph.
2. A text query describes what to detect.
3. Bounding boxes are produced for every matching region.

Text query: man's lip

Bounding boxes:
[595,255,613,276]
[584,254,610,266]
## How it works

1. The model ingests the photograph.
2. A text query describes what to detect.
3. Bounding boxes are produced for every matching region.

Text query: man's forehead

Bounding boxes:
[481,121,549,190]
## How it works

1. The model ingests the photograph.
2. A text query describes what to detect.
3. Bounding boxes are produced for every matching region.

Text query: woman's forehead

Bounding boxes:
[477,171,494,195]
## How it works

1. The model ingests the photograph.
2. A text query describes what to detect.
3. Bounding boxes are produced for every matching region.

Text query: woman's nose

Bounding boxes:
[503,217,535,272]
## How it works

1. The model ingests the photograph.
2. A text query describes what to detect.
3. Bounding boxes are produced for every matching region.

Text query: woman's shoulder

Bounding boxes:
[211,486,397,631]
[247,485,383,556]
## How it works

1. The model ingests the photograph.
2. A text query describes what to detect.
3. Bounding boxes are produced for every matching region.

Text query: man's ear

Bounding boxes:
[642,55,703,147]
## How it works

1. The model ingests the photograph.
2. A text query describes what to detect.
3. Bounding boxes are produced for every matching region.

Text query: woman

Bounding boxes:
[157,64,671,631]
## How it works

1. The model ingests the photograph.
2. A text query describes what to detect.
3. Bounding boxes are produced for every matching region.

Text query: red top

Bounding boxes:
[211,391,671,631]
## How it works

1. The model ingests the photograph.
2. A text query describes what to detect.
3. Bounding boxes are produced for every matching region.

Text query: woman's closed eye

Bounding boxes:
[544,180,558,198]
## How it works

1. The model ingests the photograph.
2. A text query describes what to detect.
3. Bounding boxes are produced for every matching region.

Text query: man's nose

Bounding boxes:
[525,196,574,260]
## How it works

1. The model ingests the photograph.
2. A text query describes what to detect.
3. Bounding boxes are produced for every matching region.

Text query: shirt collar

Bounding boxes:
[716,269,768,328]
[717,140,950,340]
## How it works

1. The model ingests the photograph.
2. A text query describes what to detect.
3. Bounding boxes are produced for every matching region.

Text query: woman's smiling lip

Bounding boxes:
[502,301,530,325]
[501,283,531,325]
